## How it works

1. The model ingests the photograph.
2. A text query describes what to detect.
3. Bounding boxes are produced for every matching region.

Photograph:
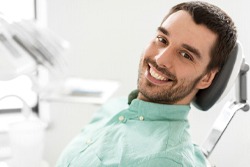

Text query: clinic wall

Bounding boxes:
[45,0,250,166]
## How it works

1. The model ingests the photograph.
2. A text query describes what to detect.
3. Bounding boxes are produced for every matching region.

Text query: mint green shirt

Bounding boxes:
[56,98,208,167]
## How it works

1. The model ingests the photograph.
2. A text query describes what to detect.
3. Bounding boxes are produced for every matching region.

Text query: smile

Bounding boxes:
[149,67,167,81]
[145,63,175,85]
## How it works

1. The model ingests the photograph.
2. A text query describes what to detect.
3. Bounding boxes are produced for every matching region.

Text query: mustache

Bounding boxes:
[145,58,177,81]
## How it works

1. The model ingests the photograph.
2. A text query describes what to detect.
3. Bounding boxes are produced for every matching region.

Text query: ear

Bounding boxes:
[196,69,218,90]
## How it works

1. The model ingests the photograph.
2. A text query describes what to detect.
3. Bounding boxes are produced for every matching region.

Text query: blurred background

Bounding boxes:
[0,0,249,166]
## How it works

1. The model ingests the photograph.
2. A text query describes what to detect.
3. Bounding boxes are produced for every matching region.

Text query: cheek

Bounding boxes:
[176,68,196,81]
[143,41,157,57]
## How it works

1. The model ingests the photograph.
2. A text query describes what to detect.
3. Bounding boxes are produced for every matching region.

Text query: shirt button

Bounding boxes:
[86,138,93,145]
[139,116,144,121]
[118,115,125,122]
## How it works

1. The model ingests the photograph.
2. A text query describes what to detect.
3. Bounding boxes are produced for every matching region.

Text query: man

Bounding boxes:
[56,1,237,167]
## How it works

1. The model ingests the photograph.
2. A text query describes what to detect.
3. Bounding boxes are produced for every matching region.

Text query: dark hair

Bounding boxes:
[161,1,237,72]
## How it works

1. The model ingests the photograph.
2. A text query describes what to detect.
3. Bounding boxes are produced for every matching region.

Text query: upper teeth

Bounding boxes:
[150,68,167,81]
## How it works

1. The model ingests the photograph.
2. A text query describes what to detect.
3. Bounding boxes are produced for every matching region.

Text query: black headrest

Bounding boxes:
[192,42,243,111]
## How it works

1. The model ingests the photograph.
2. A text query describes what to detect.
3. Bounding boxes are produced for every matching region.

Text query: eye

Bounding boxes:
[156,36,168,45]
[180,51,193,61]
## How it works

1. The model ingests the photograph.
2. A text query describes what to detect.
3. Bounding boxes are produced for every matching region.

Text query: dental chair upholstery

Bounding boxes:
[193,41,247,111]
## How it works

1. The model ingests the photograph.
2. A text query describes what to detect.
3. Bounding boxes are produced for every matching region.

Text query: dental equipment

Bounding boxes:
[193,42,249,161]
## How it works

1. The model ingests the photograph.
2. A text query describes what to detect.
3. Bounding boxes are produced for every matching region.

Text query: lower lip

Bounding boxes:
[144,67,171,85]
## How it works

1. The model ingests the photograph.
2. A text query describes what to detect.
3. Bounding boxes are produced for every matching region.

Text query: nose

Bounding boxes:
[155,47,174,68]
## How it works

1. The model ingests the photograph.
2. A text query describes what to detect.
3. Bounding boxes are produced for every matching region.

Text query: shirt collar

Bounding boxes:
[128,99,190,121]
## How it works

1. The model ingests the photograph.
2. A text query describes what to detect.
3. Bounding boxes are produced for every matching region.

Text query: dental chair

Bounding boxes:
[192,41,249,166]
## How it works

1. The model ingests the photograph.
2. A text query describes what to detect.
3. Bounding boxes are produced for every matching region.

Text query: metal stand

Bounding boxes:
[201,61,249,159]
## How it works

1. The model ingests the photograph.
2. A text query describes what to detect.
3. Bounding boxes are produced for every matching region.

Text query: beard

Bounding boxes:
[137,57,203,104]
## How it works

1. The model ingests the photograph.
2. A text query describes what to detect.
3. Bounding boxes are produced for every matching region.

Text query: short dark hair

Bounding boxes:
[161,1,237,72]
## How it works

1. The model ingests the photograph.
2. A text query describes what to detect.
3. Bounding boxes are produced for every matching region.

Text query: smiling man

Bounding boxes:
[56,1,237,167]
[138,10,218,105]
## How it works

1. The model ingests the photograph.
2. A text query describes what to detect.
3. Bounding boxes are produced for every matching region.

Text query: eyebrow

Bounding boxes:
[157,27,169,36]
[182,44,201,60]
[157,26,201,60]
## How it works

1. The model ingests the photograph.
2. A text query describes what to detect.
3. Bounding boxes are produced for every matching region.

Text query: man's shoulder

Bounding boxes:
[89,97,129,123]
[101,96,129,112]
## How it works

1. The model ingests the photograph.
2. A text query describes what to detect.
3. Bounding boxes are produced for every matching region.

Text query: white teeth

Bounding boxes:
[149,68,167,81]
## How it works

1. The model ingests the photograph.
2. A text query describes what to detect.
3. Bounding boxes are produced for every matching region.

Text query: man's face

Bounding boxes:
[137,10,218,105]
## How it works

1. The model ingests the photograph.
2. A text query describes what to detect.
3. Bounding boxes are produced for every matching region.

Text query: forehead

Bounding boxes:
[161,10,217,63]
